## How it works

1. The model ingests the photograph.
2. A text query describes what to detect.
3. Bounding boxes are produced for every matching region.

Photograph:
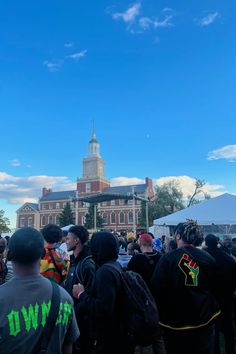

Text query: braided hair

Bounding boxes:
[174,219,203,245]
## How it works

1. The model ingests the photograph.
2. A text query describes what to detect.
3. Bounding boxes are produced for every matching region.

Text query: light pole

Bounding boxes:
[94,204,97,230]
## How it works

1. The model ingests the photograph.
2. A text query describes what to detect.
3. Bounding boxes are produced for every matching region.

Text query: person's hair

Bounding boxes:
[174,220,203,245]
[42,224,63,243]
[169,239,177,251]
[68,225,89,245]
[9,227,44,264]
[205,234,218,248]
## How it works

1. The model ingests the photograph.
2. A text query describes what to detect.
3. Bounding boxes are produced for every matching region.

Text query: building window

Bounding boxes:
[137,200,141,205]
[56,215,60,226]
[111,200,115,206]
[102,202,107,206]
[119,212,125,224]
[136,211,141,223]
[48,215,53,224]
[86,183,91,193]
[128,211,133,224]
[49,202,53,210]
[56,202,60,209]
[20,217,25,227]
[110,212,116,224]
[42,203,46,210]
[128,199,133,205]
[63,202,66,208]
[42,215,46,226]
[119,199,124,205]
[103,213,108,224]
[82,216,86,225]
[28,217,33,227]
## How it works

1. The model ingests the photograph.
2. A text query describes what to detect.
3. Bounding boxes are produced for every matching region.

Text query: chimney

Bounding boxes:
[145,177,154,198]
[42,187,52,197]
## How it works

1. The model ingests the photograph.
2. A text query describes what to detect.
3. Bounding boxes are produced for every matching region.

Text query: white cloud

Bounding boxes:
[67,49,87,60]
[197,12,219,26]
[43,60,63,72]
[112,3,141,23]
[208,145,236,161]
[9,159,21,167]
[111,177,144,186]
[154,176,225,198]
[110,175,226,198]
[64,42,74,48]
[139,15,173,30]
[0,172,75,205]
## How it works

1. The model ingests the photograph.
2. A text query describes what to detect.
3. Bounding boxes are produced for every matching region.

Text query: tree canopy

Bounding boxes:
[84,204,104,229]
[0,210,11,233]
[59,203,75,227]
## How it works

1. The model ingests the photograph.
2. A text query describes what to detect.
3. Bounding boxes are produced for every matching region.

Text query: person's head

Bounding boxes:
[174,220,203,248]
[138,233,153,253]
[0,237,7,255]
[9,228,44,272]
[205,234,218,249]
[168,239,177,251]
[223,235,232,249]
[90,231,119,266]
[66,225,89,254]
[127,242,140,256]
[42,224,63,244]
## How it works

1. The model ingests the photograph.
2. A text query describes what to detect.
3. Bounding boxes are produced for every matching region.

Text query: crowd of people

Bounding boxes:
[0,221,235,354]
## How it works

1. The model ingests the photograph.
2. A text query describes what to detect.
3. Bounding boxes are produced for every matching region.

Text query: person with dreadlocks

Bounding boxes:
[152,220,220,354]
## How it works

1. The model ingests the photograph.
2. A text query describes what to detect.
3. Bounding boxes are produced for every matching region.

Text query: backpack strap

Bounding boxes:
[48,248,63,280]
[38,281,61,353]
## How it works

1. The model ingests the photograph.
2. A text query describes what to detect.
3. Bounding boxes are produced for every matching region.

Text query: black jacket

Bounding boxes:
[128,251,161,291]
[79,233,129,354]
[152,247,220,330]
[205,246,236,305]
[65,245,95,298]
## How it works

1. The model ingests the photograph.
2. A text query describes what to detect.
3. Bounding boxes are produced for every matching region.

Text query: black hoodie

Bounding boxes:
[152,247,220,330]
[79,232,129,354]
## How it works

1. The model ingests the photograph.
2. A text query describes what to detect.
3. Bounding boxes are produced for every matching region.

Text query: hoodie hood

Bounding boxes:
[90,232,119,266]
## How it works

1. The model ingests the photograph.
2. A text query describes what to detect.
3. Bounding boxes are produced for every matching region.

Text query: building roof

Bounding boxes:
[103,184,146,195]
[40,190,76,201]
[27,203,39,211]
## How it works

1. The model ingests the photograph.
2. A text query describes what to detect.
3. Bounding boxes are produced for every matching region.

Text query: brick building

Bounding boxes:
[16,132,154,231]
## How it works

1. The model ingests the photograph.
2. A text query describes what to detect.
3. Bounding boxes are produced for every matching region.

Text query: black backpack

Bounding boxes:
[105,263,159,347]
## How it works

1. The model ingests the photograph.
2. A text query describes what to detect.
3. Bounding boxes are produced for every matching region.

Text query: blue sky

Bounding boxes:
[0,0,235,228]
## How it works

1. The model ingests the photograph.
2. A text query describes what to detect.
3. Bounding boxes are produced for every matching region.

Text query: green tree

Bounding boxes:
[59,203,75,227]
[149,182,185,221]
[84,204,104,229]
[0,210,11,233]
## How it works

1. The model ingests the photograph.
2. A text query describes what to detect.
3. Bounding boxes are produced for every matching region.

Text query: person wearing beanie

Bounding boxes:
[73,231,132,354]
[0,227,79,354]
[152,221,220,354]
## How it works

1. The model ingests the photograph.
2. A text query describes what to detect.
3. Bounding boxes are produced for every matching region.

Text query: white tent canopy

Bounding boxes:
[61,224,74,231]
[153,193,236,226]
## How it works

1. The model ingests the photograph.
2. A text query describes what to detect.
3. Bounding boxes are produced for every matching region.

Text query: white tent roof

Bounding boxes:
[153,193,236,226]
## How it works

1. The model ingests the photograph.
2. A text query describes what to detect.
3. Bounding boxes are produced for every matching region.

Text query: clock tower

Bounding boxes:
[77,131,110,194]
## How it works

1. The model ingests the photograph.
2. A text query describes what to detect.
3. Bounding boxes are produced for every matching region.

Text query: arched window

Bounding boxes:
[48,215,53,224]
[136,211,141,224]
[42,215,46,226]
[102,213,108,224]
[128,211,133,224]
[119,212,125,224]
[55,215,60,226]
[110,212,116,224]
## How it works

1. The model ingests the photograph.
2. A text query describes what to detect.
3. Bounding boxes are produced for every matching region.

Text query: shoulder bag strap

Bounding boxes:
[48,248,63,279]
[39,281,61,353]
